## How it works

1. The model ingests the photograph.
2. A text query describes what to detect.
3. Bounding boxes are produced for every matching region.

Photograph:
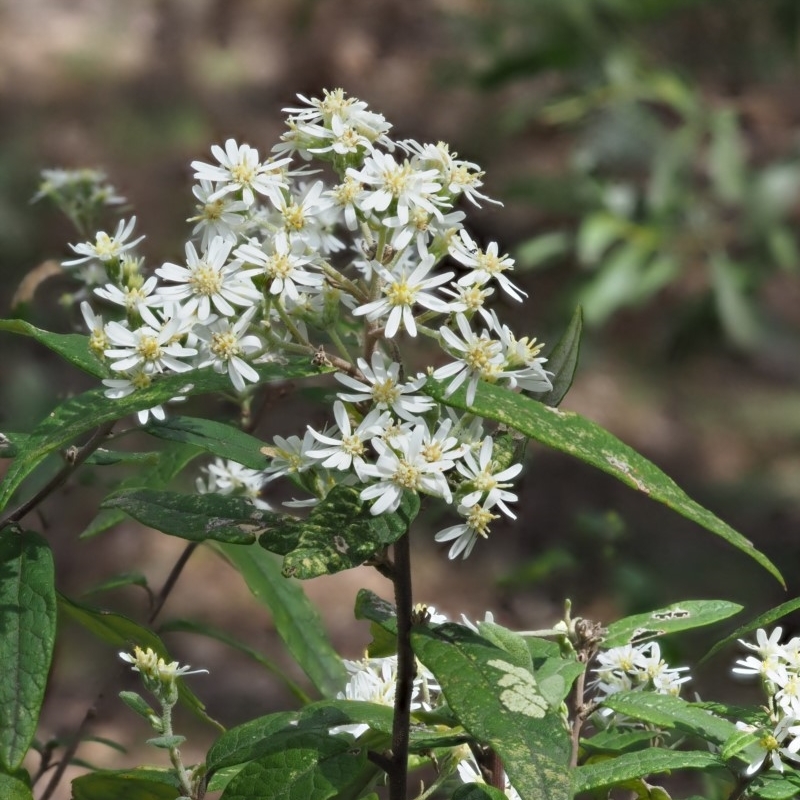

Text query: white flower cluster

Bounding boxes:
[731,627,800,775]
[64,88,553,558]
[592,640,691,707]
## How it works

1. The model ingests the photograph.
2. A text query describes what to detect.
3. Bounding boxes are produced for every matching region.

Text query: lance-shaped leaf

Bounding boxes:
[214,543,347,699]
[412,623,571,800]
[81,442,201,540]
[603,599,743,648]
[425,378,783,585]
[601,691,738,745]
[102,489,284,545]
[574,749,722,794]
[143,416,269,470]
[259,486,419,579]
[0,319,106,378]
[58,593,220,730]
[0,357,328,513]
[71,768,183,800]
[527,305,582,408]
[0,529,56,771]
[700,596,800,665]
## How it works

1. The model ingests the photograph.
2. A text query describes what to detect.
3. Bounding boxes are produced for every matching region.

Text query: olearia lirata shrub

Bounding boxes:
[1,89,799,800]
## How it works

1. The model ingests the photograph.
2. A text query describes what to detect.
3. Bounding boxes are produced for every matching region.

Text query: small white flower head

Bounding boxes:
[94,275,162,316]
[80,300,108,358]
[335,350,435,421]
[120,646,207,703]
[64,217,144,267]
[738,716,800,776]
[157,235,261,322]
[306,401,391,478]
[457,436,522,519]
[263,429,318,482]
[104,314,197,376]
[450,229,526,302]
[196,456,271,508]
[195,307,262,393]
[353,249,454,338]
[191,138,292,209]
[188,179,248,249]
[435,497,501,559]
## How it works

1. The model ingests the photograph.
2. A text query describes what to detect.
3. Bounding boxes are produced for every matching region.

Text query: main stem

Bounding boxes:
[389,530,414,800]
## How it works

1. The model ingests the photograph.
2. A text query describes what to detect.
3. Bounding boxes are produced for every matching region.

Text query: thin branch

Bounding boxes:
[0,420,116,529]
[389,531,414,800]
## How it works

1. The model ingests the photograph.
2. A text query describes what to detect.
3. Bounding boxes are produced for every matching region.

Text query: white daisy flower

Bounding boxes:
[435,498,500,559]
[457,436,522,519]
[64,217,144,267]
[194,307,262,393]
[450,229,526,302]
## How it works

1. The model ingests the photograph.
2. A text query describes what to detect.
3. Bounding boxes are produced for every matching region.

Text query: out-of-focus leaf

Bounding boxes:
[711,253,761,350]
[81,572,149,597]
[57,593,220,730]
[0,530,56,771]
[579,242,647,325]
[576,212,622,264]
[708,108,746,204]
[71,768,182,800]
[515,232,569,270]
[213,543,346,699]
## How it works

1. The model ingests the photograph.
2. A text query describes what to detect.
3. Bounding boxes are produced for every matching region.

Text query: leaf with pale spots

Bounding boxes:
[412,622,571,800]
[425,377,783,585]
[258,486,419,579]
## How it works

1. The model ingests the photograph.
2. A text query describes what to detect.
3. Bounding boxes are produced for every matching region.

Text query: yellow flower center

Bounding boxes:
[231,162,256,186]
[392,459,420,489]
[210,331,240,360]
[466,503,498,537]
[137,336,162,363]
[372,378,399,405]
[341,434,364,457]
[385,279,416,307]
[282,202,305,231]
[190,264,223,296]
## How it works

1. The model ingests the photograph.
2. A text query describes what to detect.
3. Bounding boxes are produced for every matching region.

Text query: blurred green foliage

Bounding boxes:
[450,0,800,352]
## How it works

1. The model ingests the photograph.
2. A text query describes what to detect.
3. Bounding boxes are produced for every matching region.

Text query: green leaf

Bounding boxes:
[425,378,783,585]
[57,593,221,730]
[577,212,622,264]
[700,597,800,664]
[574,749,721,793]
[412,623,571,800]
[0,357,327,513]
[603,599,743,648]
[527,306,582,408]
[160,618,311,704]
[102,489,282,545]
[71,768,182,800]
[515,231,569,270]
[82,572,149,597]
[81,443,201,539]
[0,773,33,800]
[453,783,508,800]
[708,108,746,205]
[0,529,56,771]
[581,729,657,754]
[353,589,398,657]
[711,253,761,350]
[720,727,760,761]
[144,416,269,470]
[220,730,367,800]
[145,735,185,749]
[213,543,346,699]
[259,486,419,579]
[750,770,800,799]
[531,655,585,711]
[0,319,106,378]
[601,692,738,745]
[118,691,156,723]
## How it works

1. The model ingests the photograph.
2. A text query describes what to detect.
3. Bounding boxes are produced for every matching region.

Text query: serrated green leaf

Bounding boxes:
[0,773,33,800]
[412,623,571,800]
[259,486,419,579]
[528,305,582,408]
[574,749,721,793]
[425,378,783,585]
[102,489,282,545]
[57,593,221,730]
[220,729,367,800]
[0,319,106,378]
[601,692,738,744]
[144,417,268,470]
[603,599,743,648]
[0,357,327,513]
[213,543,346,699]
[71,768,182,800]
[700,597,800,664]
[81,443,201,539]
[160,618,311,704]
[0,529,56,771]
